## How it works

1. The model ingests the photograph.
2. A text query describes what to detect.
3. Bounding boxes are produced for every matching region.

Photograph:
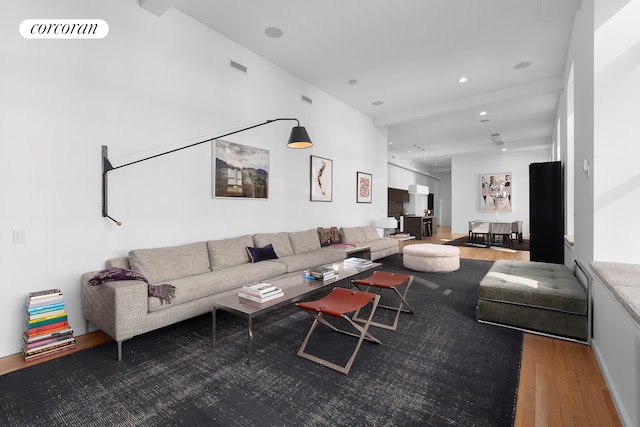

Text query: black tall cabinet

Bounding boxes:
[529,161,564,264]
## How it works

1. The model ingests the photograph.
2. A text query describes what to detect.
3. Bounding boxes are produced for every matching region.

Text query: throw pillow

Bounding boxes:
[246,244,279,263]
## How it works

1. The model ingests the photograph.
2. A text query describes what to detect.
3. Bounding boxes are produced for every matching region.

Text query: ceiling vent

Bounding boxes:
[301,95,313,105]
[492,133,504,146]
[229,59,247,74]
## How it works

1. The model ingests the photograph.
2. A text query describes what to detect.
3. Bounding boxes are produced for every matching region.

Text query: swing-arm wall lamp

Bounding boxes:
[102,118,312,225]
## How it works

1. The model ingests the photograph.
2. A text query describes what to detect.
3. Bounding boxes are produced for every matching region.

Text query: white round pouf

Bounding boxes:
[403,243,460,272]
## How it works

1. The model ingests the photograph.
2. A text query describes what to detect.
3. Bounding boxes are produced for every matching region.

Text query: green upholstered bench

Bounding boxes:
[477,260,589,343]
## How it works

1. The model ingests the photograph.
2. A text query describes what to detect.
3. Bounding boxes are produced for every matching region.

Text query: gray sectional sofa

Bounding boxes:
[339,226,399,261]
[81,229,348,360]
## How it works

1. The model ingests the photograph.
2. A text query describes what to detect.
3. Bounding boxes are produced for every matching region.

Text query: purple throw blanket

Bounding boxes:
[88,267,176,305]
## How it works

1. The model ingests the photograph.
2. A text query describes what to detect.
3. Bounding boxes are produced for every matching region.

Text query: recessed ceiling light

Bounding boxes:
[372,101,383,106]
[388,142,392,145]
[513,61,531,70]
[480,111,487,116]
[265,27,283,38]
[458,77,468,83]
[501,148,507,151]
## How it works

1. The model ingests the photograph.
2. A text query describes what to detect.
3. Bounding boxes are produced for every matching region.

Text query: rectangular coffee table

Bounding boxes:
[211,261,381,364]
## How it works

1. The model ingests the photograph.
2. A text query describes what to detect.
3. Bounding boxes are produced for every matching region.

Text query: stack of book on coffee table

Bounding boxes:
[343,257,373,271]
[302,266,337,282]
[238,282,284,303]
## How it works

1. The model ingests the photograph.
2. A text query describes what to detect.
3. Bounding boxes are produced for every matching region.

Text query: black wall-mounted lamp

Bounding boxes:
[102,118,312,225]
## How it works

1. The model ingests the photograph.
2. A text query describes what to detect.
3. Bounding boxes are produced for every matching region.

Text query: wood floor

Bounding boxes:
[0,227,622,426]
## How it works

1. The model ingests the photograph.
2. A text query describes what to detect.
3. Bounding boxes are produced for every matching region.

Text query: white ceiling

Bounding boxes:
[144,0,582,173]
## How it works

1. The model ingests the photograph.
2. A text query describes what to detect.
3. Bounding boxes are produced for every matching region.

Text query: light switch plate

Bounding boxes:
[13,229,26,244]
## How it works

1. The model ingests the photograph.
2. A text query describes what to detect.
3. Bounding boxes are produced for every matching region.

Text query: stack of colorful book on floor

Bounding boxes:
[302,266,337,282]
[238,282,284,303]
[23,288,76,363]
[343,257,373,271]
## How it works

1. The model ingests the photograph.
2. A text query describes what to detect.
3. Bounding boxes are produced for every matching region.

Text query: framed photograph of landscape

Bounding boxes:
[310,155,332,201]
[480,172,512,212]
[212,140,269,199]
[356,171,372,203]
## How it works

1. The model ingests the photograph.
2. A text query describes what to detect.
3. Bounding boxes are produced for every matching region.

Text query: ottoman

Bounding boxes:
[403,243,460,272]
[477,260,588,342]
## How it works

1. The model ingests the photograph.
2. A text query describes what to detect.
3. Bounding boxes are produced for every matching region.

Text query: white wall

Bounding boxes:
[450,148,550,235]
[595,1,640,425]
[593,0,640,262]
[0,1,388,357]
[556,1,640,425]
[438,172,452,227]
[386,162,446,224]
[568,0,596,264]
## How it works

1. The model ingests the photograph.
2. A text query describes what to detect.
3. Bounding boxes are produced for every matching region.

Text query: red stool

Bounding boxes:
[296,287,381,375]
[351,271,414,331]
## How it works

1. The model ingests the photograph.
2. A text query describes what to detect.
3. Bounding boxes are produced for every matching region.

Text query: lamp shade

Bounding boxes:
[287,126,313,148]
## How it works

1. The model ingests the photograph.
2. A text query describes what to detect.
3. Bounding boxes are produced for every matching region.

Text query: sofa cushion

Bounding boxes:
[129,242,210,284]
[148,261,287,312]
[340,227,366,243]
[253,232,294,257]
[269,248,346,273]
[247,244,279,263]
[362,226,381,241]
[106,257,130,269]
[207,235,253,271]
[289,229,321,254]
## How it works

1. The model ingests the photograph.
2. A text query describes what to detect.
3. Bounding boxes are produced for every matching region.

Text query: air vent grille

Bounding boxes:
[301,95,313,105]
[229,59,247,74]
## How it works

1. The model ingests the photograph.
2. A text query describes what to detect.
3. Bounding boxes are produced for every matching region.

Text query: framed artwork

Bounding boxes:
[480,172,512,212]
[212,140,269,199]
[310,155,332,201]
[356,171,372,203]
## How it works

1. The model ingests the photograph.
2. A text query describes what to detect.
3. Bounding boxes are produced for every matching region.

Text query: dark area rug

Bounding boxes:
[444,236,530,252]
[0,257,522,427]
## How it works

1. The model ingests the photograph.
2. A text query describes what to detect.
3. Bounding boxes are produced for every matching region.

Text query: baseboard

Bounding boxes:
[591,337,632,427]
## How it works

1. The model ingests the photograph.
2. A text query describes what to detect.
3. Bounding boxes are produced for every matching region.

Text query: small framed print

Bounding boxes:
[310,155,332,202]
[356,172,372,203]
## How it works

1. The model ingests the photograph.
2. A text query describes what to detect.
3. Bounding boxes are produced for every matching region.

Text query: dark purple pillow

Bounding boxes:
[246,244,279,263]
